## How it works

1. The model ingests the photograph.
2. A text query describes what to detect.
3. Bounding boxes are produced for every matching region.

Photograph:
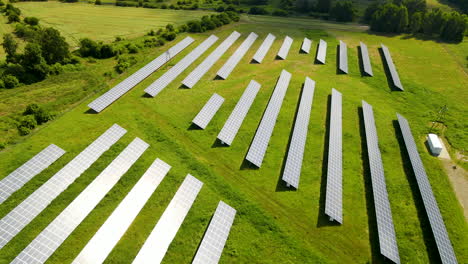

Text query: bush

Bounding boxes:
[144,37,165,47]
[126,43,139,53]
[0,80,5,89]
[225,11,240,21]
[161,31,177,41]
[8,13,20,23]
[23,103,53,124]
[2,75,19,89]
[24,17,39,26]
[216,5,225,12]
[17,115,37,135]
[216,12,231,24]
[114,56,137,74]
[95,0,102,4]
[272,9,288,16]
[100,44,115,58]
[249,6,268,15]
[187,20,204,32]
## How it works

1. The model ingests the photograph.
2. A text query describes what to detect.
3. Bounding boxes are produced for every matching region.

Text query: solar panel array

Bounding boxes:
[246,70,292,167]
[277,36,293,60]
[192,93,225,129]
[325,89,343,224]
[217,80,260,146]
[251,33,275,64]
[316,39,327,64]
[132,174,203,264]
[360,42,373,76]
[145,35,219,97]
[381,44,404,91]
[182,31,241,88]
[192,201,236,264]
[301,38,312,54]
[339,40,348,74]
[217,32,258,79]
[281,77,315,189]
[362,101,400,264]
[73,158,171,264]
[0,144,65,204]
[0,124,126,250]
[11,138,148,264]
[396,114,458,264]
[88,37,194,112]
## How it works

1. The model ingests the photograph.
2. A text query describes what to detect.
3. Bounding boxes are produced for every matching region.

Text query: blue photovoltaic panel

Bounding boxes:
[316,39,327,64]
[145,35,219,97]
[277,36,293,60]
[192,93,225,129]
[301,38,312,54]
[252,33,275,63]
[381,44,403,91]
[339,40,348,74]
[396,114,457,264]
[245,70,291,167]
[362,101,400,264]
[217,32,258,79]
[360,42,373,76]
[88,37,194,112]
[281,77,315,189]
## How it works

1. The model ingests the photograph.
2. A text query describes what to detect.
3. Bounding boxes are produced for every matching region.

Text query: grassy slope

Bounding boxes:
[0,13,467,264]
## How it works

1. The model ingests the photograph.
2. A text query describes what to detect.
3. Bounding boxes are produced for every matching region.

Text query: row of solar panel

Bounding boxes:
[1,124,236,264]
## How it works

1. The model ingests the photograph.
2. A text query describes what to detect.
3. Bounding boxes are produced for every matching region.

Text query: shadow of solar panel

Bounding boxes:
[182,31,241,89]
[192,201,236,264]
[246,70,291,168]
[11,138,148,264]
[0,144,65,204]
[132,174,203,264]
[301,38,312,54]
[360,42,373,76]
[88,37,194,112]
[0,124,126,250]
[316,39,327,64]
[362,101,400,264]
[73,158,171,264]
[396,114,457,264]
[217,32,258,79]
[145,35,219,97]
[325,88,342,224]
[281,77,315,189]
[252,33,275,64]
[217,80,260,146]
[192,93,225,129]
[277,36,293,60]
[339,40,348,74]
[381,44,404,91]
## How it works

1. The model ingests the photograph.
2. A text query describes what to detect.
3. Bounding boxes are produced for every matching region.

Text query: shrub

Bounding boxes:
[23,103,53,124]
[249,6,268,15]
[225,11,240,21]
[95,0,102,4]
[99,44,115,58]
[2,75,19,89]
[8,13,20,23]
[17,115,37,135]
[272,9,288,16]
[126,43,139,53]
[24,17,39,26]
[178,24,188,32]
[166,24,175,32]
[187,20,203,32]
[217,12,231,24]
[216,5,225,12]
[114,56,137,74]
[0,80,5,89]
[144,37,165,47]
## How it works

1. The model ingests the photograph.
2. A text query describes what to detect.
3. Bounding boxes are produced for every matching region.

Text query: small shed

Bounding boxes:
[428,134,443,156]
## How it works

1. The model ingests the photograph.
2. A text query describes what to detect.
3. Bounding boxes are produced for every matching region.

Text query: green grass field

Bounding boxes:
[0,9,467,264]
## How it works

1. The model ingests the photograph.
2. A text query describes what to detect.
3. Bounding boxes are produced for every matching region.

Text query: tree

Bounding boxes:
[410,12,423,33]
[422,9,446,36]
[316,0,331,13]
[22,43,49,81]
[39,28,70,64]
[295,0,313,13]
[370,3,408,33]
[187,20,203,32]
[402,0,426,16]
[330,1,356,22]
[2,34,18,63]
[398,5,409,32]
[79,38,100,57]
[201,16,216,30]
[248,6,268,15]
[440,12,467,42]
[8,13,20,23]
[364,2,380,22]
[24,17,39,26]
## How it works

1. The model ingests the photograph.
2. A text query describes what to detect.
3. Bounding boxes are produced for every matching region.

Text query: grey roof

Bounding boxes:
[281,77,315,189]
[192,93,225,129]
[217,80,261,146]
[217,32,258,79]
[73,158,171,264]
[192,201,236,264]
[132,174,203,264]
[325,89,343,224]
[316,39,327,64]
[252,33,275,63]
[360,42,373,76]
[0,144,65,204]
[0,124,126,250]
[277,36,293,60]
[89,37,194,112]
[301,37,312,54]
[246,70,291,167]
[182,31,241,88]
[381,44,403,91]
[338,40,348,74]
[396,114,458,264]
[362,101,400,264]
[145,35,219,97]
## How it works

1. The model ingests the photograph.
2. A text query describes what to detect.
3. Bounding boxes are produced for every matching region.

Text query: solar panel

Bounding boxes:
[216,32,258,79]
[396,114,457,264]
[73,158,171,264]
[251,33,275,64]
[0,144,65,204]
[245,70,292,167]
[88,37,194,112]
[145,35,219,97]
[192,93,225,129]
[362,101,400,264]
[360,42,373,76]
[217,80,261,146]
[325,88,343,224]
[281,77,315,189]
[277,36,293,60]
[132,174,203,264]
[11,138,148,264]
[0,124,126,250]
[381,44,403,91]
[301,37,312,54]
[182,31,241,89]
[316,39,327,64]
[192,201,236,264]
[339,40,348,74]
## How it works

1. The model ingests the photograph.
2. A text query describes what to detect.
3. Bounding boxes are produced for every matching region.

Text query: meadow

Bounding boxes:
[0,8,467,264]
